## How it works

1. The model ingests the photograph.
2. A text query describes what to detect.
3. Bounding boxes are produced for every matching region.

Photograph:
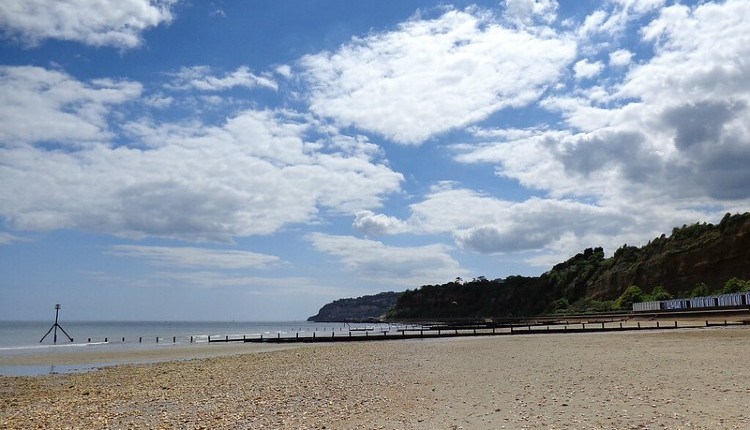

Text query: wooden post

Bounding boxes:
[656,321,660,328]
[706,320,709,327]
[582,323,586,330]
[601,322,605,330]
[637,322,640,329]
[674,321,677,328]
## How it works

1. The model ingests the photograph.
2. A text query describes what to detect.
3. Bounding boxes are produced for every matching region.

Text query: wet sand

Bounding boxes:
[2,327,749,429]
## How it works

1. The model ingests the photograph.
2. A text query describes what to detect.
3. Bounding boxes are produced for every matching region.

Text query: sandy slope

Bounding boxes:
[2,327,749,429]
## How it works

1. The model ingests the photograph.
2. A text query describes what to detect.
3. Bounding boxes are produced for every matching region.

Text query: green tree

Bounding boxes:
[650,285,672,301]
[616,285,646,309]
[689,283,710,297]
[721,277,750,294]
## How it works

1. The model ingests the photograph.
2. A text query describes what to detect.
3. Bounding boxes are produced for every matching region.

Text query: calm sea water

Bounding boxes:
[0,320,398,376]
[0,320,387,353]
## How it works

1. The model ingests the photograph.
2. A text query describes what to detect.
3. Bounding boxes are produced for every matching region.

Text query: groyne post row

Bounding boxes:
[86,336,192,343]
[78,325,407,344]
[206,319,747,344]
[77,320,745,345]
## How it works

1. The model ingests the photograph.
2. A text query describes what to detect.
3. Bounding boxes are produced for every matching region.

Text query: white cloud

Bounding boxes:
[613,0,666,15]
[0,231,22,245]
[0,69,404,242]
[107,245,282,269]
[167,66,278,92]
[503,0,558,25]
[609,49,633,67]
[574,59,604,80]
[144,94,174,108]
[450,0,750,259]
[353,210,409,236]
[307,233,466,286]
[354,184,642,261]
[301,9,576,145]
[576,0,664,53]
[0,0,176,49]
[0,66,141,145]
[275,64,293,79]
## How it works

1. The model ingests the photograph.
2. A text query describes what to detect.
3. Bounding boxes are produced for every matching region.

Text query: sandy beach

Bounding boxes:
[2,327,749,429]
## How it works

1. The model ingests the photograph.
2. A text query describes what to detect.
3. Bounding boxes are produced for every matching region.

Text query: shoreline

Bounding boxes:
[0,341,311,376]
[0,319,739,376]
[2,326,750,428]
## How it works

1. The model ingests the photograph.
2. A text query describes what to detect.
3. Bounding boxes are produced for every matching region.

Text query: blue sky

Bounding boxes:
[2,0,749,321]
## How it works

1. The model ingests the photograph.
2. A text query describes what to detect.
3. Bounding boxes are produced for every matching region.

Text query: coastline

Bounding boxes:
[3,326,750,429]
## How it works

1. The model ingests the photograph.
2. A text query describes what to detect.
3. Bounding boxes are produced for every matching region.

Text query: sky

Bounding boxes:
[1,0,749,321]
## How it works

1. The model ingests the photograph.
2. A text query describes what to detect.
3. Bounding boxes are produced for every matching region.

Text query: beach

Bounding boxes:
[2,327,750,429]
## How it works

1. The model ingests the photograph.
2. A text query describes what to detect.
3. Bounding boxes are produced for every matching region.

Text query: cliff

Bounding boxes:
[308,291,401,322]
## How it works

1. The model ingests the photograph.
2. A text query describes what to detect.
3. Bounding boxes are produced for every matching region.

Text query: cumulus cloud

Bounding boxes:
[353,210,409,236]
[301,9,576,145]
[307,233,466,286]
[167,65,278,92]
[0,66,141,145]
[503,0,558,25]
[356,184,643,258]
[608,49,633,67]
[451,0,750,256]
[573,59,604,80]
[0,0,176,49]
[0,68,403,241]
[107,245,282,269]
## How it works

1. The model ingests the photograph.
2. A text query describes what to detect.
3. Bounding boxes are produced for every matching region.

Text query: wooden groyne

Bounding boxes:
[206,319,747,344]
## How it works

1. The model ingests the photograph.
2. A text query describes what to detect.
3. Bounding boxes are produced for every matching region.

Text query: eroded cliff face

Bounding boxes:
[589,213,750,299]
[308,292,400,322]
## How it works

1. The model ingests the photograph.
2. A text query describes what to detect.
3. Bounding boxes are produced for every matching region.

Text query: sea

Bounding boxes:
[0,320,385,376]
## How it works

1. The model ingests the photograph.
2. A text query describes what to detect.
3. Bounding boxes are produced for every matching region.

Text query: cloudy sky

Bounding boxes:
[1,0,749,321]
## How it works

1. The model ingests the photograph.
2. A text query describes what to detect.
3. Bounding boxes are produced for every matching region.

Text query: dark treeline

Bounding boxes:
[388,212,750,319]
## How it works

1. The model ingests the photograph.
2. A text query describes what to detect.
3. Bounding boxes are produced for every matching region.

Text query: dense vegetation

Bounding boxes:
[388,213,750,320]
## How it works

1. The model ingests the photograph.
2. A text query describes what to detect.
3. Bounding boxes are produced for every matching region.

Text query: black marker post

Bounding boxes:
[40,304,74,344]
